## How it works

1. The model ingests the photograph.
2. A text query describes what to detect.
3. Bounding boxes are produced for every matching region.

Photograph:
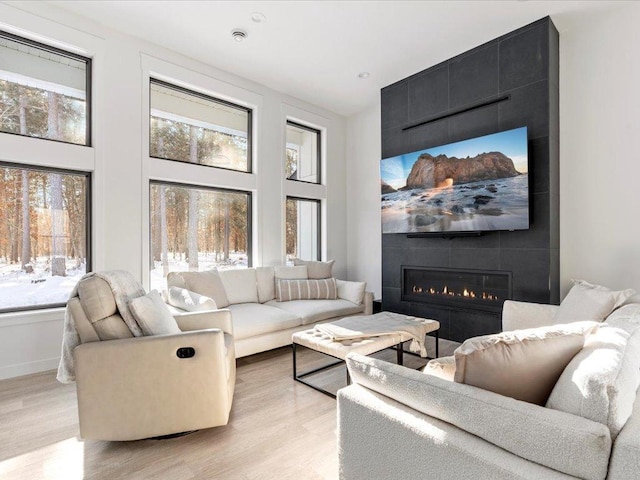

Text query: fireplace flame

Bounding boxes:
[411,285,498,302]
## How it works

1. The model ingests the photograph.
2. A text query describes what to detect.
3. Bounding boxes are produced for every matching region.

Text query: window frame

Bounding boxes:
[149,179,253,273]
[285,120,321,185]
[0,29,92,147]
[0,160,92,314]
[148,78,253,174]
[285,195,321,262]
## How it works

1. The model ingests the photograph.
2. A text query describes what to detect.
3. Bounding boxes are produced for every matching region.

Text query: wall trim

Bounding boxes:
[0,308,64,328]
[0,356,59,381]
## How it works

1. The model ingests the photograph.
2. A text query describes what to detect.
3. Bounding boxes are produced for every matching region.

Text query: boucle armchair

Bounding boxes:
[67,273,235,441]
[337,299,640,480]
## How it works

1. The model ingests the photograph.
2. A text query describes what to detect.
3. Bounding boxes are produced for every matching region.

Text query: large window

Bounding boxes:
[286,197,320,265]
[0,163,90,312]
[149,79,251,172]
[285,121,320,184]
[0,31,91,146]
[149,182,251,291]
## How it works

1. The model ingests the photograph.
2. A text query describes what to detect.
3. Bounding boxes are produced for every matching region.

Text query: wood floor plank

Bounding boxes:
[0,340,458,479]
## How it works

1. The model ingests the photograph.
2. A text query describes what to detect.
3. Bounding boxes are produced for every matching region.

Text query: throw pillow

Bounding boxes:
[423,356,456,381]
[276,278,337,302]
[218,268,259,304]
[129,290,181,336]
[167,269,230,308]
[553,279,635,324]
[167,286,217,312]
[274,265,308,280]
[336,279,366,305]
[256,266,276,303]
[454,321,600,405]
[292,259,335,279]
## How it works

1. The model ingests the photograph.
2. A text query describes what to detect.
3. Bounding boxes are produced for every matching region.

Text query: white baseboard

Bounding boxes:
[0,357,60,380]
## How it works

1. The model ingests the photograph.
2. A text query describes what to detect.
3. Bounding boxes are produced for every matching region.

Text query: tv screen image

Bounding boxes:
[380,126,529,234]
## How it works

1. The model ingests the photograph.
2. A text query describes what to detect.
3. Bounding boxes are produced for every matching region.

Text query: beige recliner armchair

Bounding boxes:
[66,273,235,441]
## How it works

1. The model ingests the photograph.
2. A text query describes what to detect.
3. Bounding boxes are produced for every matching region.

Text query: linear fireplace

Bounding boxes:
[401,266,512,314]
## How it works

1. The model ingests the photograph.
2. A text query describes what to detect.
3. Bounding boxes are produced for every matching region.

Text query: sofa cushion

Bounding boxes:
[454,321,600,405]
[423,355,456,381]
[228,303,301,340]
[219,268,259,305]
[77,275,118,323]
[546,322,640,438]
[274,265,308,279]
[276,278,337,302]
[167,269,230,308]
[336,279,366,305]
[267,298,365,325]
[256,266,275,303]
[292,259,334,279]
[128,290,181,336]
[167,286,217,312]
[553,279,635,324]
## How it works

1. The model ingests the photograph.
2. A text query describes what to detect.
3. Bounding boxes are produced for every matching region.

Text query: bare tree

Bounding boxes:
[160,185,169,277]
[188,125,199,271]
[48,92,66,276]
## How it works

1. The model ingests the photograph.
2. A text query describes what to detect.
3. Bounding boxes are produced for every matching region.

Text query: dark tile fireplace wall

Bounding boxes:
[381,17,560,342]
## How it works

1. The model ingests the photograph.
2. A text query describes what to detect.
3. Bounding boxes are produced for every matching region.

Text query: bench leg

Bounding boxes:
[397,342,404,366]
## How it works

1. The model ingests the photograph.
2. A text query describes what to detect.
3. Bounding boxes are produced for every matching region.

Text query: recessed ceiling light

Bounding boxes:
[251,12,267,23]
[358,72,370,79]
[231,29,248,42]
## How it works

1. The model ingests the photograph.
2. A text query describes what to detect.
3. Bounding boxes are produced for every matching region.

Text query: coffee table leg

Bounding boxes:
[435,330,439,358]
[292,343,297,380]
[397,342,403,366]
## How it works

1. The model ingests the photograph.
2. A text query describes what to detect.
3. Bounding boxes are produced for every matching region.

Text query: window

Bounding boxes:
[285,121,320,184]
[0,163,90,312]
[149,181,252,291]
[149,79,251,172]
[286,197,320,265]
[0,31,91,146]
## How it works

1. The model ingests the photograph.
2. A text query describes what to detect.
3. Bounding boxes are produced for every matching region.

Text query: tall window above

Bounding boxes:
[286,197,320,265]
[0,31,91,146]
[149,182,252,291]
[149,79,251,172]
[285,121,320,184]
[0,163,90,312]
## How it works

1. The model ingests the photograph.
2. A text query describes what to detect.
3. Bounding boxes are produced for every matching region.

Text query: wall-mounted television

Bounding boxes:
[381,126,529,234]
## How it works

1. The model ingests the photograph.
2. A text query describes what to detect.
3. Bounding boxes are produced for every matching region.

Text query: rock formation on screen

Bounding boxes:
[381,179,397,194]
[404,152,520,189]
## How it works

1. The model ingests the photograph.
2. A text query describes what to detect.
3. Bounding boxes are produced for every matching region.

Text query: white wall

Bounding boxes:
[345,103,382,298]
[0,2,347,379]
[559,2,640,296]
[345,2,640,303]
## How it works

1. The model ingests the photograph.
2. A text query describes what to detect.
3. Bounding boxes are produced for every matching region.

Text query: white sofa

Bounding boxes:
[165,266,373,358]
[337,299,640,480]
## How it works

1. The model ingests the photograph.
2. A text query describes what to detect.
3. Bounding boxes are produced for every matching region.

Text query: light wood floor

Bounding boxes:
[0,337,455,480]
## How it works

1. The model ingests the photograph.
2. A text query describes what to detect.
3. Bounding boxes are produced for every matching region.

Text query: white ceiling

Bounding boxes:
[45,0,624,117]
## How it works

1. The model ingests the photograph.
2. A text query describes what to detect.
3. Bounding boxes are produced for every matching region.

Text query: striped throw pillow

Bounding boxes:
[276,278,337,302]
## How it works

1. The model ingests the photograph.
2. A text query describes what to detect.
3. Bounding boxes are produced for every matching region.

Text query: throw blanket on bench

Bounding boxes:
[56,270,145,384]
[314,312,432,357]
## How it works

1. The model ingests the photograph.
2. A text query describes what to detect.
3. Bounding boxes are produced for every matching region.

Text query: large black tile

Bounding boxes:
[450,310,501,342]
[549,248,560,304]
[411,303,451,339]
[499,23,549,91]
[529,136,549,194]
[549,133,559,198]
[381,82,409,130]
[500,248,550,302]
[382,287,411,314]
[381,126,410,159]
[408,119,449,153]
[408,64,449,122]
[449,104,499,144]
[549,193,559,249]
[499,80,549,140]
[382,248,403,288]
[403,247,450,269]
[382,233,408,249]
[548,20,560,87]
[450,44,499,109]
[450,248,500,271]
[450,230,500,248]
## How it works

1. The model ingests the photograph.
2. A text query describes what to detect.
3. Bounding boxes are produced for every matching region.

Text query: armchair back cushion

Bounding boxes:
[454,321,599,405]
[167,270,230,308]
[292,259,334,279]
[129,290,181,336]
[547,322,640,438]
[553,279,635,324]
